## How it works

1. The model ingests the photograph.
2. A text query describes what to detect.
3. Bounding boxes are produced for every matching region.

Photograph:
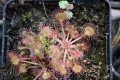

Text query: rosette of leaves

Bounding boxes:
[6,1,97,80]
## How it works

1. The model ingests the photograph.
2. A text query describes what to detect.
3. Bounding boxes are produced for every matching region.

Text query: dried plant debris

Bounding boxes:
[2,0,109,80]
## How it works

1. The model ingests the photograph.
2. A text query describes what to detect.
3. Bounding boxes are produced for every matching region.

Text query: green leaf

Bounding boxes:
[21,30,28,37]
[65,24,74,32]
[54,12,68,26]
[84,26,95,37]
[18,64,27,74]
[59,1,69,9]
[58,64,67,75]
[64,11,73,19]
[56,48,61,60]
[72,64,83,73]
[39,36,46,43]
[35,49,43,59]
[42,71,51,80]
[41,26,51,37]
[11,56,20,66]
[18,47,27,50]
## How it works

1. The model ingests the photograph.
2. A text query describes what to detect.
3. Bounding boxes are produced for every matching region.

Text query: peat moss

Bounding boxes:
[3,1,109,80]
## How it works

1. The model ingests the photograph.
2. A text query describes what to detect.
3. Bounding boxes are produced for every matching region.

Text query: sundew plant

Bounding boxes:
[6,1,97,80]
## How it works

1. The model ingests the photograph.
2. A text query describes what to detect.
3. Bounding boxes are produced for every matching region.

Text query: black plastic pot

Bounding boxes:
[111,0,120,78]
[112,45,120,77]
[1,0,112,80]
[112,19,120,79]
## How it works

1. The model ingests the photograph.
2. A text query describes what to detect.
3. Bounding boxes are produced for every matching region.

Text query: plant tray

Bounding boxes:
[1,0,112,80]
